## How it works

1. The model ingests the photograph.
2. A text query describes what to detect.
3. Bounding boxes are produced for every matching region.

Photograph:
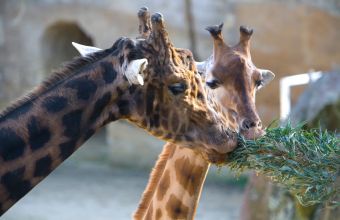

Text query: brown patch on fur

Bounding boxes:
[174,156,205,196]
[2,199,14,214]
[156,169,170,201]
[166,194,189,219]
[161,118,168,130]
[179,123,186,134]
[156,208,162,219]
[170,110,179,132]
[133,143,175,220]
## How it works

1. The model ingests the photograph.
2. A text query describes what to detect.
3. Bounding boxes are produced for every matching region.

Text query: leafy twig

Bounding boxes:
[228,123,340,206]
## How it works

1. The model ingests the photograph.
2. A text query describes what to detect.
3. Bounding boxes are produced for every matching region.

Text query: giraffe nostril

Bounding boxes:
[241,119,261,130]
[241,119,249,130]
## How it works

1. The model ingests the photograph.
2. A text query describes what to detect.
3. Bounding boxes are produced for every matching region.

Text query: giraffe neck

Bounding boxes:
[134,143,210,220]
[134,56,240,220]
[0,48,132,214]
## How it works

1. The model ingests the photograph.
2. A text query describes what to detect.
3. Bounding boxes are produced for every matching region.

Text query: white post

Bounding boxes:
[280,72,322,121]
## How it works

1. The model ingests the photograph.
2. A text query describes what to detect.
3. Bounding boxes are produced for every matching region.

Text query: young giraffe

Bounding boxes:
[0,12,238,215]
[134,12,275,220]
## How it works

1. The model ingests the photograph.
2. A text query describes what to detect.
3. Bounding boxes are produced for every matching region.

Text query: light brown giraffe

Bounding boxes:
[134,12,275,220]
[0,11,237,215]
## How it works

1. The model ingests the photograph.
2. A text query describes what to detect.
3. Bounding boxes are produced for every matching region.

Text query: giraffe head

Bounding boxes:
[198,24,275,139]
[73,8,236,163]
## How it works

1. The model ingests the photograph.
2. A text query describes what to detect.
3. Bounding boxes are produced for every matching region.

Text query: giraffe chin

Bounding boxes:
[199,137,238,164]
[198,148,229,165]
[201,129,266,164]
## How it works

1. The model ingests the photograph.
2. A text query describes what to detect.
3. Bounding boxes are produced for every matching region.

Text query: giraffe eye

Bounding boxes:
[168,83,187,95]
[255,79,263,88]
[206,79,220,89]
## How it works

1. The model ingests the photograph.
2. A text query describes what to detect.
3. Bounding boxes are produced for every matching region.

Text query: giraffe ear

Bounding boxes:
[259,69,275,86]
[72,42,102,57]
[195,61,207,76]
[125,58,148,85]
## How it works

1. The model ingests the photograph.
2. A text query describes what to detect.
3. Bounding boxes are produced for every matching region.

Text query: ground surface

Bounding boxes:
[1,132,244,220]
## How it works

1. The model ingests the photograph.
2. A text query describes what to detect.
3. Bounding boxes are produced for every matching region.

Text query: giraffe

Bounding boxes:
[0,11,238,215]
[133,10,275,220]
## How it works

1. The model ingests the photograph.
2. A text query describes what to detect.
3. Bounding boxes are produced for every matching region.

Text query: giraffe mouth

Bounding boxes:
[240,128,265,140]
[201,128,265,164]
[196,130,238,164]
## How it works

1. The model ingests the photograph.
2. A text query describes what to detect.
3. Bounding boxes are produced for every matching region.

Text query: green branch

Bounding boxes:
[228,123,340,206]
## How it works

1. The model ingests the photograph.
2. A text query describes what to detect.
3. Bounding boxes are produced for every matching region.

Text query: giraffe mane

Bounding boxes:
[133,143,175,219]
[0,38,125,120]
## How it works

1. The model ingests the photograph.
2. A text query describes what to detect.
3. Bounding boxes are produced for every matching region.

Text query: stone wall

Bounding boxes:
[0,0,339,168]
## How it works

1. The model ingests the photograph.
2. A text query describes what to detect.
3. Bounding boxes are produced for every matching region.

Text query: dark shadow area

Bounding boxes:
[41,21,93,72]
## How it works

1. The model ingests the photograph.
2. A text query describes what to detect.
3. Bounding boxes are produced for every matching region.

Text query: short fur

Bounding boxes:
[133,143,175,219]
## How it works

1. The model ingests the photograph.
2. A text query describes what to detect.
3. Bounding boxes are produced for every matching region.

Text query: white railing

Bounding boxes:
[280,71,323,121]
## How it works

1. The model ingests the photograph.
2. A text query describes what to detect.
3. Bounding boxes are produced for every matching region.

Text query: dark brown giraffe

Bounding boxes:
[133,13,275,220]
[0,11,238,215]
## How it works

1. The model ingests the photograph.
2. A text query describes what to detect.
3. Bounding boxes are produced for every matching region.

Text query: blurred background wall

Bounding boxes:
[0,0,339,168]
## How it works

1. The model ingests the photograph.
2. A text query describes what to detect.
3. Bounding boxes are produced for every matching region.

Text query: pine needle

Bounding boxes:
[227,123,340,206]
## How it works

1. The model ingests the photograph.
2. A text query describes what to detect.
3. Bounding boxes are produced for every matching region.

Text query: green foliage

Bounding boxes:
[228,123,340,206]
